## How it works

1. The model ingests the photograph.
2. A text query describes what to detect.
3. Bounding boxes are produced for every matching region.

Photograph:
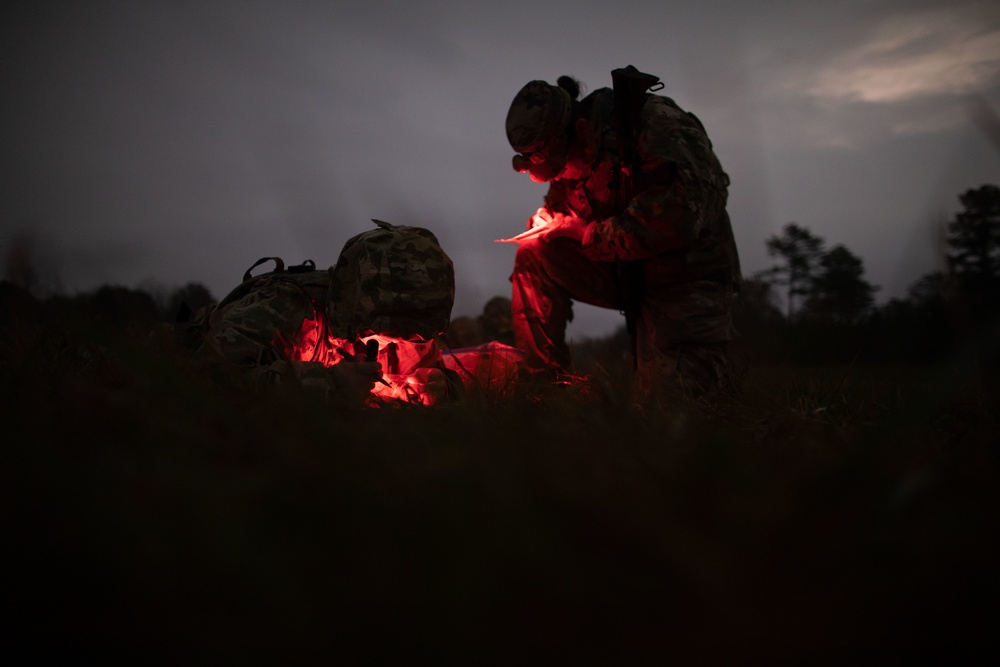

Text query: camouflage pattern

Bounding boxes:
[635,281,737,393]
[510,84,742,392]
[329,219,455,341]
[544,89,741,285]
[195,270,336,392]
[194,220,455,397]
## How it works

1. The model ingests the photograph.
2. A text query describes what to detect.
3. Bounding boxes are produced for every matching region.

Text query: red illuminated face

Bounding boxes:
[513,133,570,183]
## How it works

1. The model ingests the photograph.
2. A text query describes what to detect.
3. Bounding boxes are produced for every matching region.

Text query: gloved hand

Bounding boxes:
[541,213,587,242]
[527,207,554,230]
[328,360,383,404]
[400,367,449,406]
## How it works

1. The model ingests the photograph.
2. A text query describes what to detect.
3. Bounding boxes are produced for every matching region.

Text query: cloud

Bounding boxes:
[807,9,1000,104]
[744,2,1000,151]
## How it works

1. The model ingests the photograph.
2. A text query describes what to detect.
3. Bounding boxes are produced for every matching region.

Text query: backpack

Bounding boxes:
[165,257,328,359]
[216,257,331,313]
[328,219,455,340]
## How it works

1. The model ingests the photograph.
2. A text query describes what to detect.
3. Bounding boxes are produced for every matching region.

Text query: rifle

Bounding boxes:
[610,65,662,369]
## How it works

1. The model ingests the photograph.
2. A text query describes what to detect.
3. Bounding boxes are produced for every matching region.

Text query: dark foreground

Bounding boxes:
[2,321,998,664]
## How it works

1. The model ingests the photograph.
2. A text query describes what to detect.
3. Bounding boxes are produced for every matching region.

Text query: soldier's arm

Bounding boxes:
[582,98,722,262]
[581,178,698,261]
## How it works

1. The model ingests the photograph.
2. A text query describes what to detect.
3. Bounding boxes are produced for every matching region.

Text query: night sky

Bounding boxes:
[3,0,999,338]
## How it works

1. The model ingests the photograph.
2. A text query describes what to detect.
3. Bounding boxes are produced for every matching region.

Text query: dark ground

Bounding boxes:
[2,301,999,664]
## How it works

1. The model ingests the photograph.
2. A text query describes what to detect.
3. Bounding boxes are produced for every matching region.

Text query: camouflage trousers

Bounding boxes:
[511,236,736,393]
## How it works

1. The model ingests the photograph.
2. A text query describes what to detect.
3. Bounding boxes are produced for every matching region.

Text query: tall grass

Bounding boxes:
[2,309,998,663]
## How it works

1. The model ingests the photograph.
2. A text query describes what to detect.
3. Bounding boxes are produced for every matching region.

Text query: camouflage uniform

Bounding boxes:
[195,220,456,401]
[194,268,343,394]
[509,85,742,392]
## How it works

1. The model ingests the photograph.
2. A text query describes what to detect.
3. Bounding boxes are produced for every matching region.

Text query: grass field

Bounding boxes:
[2,313,998,663]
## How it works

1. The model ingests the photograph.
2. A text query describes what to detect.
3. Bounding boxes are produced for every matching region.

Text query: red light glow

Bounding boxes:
[281,317,459,405]
[280,316,526,405]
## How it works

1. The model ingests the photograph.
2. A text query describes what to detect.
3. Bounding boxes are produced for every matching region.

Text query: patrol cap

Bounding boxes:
[505,80,572,154]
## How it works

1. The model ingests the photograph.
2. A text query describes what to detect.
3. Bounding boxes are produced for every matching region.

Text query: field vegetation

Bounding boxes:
[3,184,997,661]
[2,278,997,663]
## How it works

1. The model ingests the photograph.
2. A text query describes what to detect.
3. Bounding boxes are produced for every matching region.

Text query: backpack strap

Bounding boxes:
[243,257,285,282]
[220,258,322,310]
[241,257,317,282]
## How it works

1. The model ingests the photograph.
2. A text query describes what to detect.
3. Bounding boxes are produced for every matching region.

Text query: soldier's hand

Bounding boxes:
[527,207,553,230]
[542,213,587,242]
[329,360,383,403]
[404,367,449,406]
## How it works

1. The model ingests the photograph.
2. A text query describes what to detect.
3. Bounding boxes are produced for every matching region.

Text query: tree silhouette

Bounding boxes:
[758,223,825,319]
[3,231,61,297]
[166,282,216,322]
[804,245,878,324]
[731,276,785,360]
[867,271,954,363]
[88,285,160,333]
[946,184,1000,320]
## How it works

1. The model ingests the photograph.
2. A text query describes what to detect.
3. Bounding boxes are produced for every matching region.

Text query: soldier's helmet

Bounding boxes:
[505,79,573,183]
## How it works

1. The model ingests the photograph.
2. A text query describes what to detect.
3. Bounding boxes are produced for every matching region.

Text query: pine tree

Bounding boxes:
[757,223,825,319]
[946,184,1000,319]
[804,245,878,324]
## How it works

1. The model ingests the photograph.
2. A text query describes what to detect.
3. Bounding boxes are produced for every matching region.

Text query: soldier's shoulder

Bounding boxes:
[644,94,692,122]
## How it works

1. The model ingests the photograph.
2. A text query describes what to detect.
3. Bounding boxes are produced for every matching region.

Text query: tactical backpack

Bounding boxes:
[328,219,455,340]
[180,220,455,365]
[216,257,331,312]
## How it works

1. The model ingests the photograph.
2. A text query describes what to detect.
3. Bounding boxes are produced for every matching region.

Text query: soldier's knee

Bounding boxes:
[513,236,547,269]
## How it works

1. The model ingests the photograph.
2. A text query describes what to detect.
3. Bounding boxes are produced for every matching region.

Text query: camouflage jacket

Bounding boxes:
[545,88,742,290]
[193,265,447,399]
